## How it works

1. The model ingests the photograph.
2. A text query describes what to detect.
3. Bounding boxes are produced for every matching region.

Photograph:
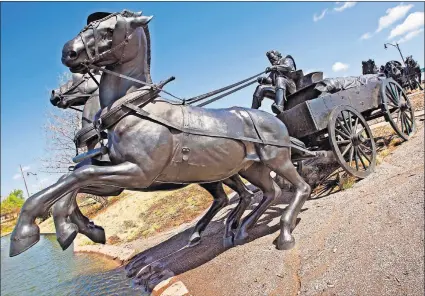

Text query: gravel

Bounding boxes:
[126,118,424,296]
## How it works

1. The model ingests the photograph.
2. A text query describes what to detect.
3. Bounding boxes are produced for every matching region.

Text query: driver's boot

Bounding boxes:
[271,88,285,115]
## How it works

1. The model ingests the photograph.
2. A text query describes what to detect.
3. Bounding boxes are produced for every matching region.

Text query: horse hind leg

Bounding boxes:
[222,175,256,248]
[188,182,229,247]
[234,162,281,245]
[262,146,311,250]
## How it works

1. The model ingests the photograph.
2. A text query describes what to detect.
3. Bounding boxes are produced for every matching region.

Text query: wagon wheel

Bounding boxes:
[328,105,377,179]
[381,79,416,141]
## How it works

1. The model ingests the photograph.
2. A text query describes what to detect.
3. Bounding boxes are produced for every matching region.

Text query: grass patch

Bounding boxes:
[126,184,213,242]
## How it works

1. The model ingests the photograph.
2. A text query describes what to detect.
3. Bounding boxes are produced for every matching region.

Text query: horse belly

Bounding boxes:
[156,134,249,183]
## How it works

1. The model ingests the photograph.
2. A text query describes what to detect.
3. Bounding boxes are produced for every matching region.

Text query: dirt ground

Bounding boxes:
[124,114,424,296]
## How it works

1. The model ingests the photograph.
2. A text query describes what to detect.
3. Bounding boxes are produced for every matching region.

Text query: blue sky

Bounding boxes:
[1,2,424,197]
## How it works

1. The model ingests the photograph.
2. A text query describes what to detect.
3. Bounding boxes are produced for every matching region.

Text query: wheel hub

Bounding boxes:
[351,133,365,146]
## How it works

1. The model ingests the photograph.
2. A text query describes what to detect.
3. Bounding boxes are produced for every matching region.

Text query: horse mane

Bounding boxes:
[120,10,152,83]
[142,25,152,84]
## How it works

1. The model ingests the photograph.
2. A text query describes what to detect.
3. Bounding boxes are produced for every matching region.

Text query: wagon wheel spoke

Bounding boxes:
[337,139,351,144]
[386,92,399,106]
[341,142,353,157]
[400,112,406,134]
[358,145,371,164]
[341,111,352,135]
[386,86,398,105]
[390,83,400,103]
[395,109,401,124]
[354,148,359,171]
[356,147,368,170]
[337,117,351,136]
[347,111,353,131]
[335,128,350,139]
[349,146,354,167]
[353,117,359,133]
[404,112,413,124]
[403,112,412,134]
[359,143,373,153]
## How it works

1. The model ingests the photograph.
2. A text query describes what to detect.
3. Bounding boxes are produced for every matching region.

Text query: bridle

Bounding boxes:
[55,75,93,111]
[79,12,131,66]
[76,12,183,101]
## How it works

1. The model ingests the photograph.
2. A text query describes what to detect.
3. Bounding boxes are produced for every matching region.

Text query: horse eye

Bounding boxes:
[107,28,114,34]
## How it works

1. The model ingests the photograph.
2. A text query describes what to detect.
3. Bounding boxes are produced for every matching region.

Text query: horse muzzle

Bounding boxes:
[50,90,62,107]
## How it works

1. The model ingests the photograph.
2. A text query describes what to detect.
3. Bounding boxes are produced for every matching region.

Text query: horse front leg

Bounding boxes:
[10,161,147,257]
[52,187,114,250]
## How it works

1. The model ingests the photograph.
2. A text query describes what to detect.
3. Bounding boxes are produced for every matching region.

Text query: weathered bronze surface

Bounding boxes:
[11,10,311,257]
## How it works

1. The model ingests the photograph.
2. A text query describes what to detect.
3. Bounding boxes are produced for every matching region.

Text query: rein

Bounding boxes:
[56,75,93,109]
[77,11,267,107]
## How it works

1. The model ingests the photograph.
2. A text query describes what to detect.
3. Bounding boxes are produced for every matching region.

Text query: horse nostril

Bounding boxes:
[68,50,78,60]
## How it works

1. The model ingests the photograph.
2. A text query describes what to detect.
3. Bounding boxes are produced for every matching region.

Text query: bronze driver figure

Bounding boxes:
[252,50,297,114]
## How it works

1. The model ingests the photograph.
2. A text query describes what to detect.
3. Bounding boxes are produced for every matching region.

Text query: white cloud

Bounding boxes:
[332,62,350,72]
[398,28,424,43]
[376,3,414,33]
[13,174,21,180]
[360,32,373,40]
[334,2,357,12]
[313,9,328,22]
[388,11,424,39]
[21,166,30,172]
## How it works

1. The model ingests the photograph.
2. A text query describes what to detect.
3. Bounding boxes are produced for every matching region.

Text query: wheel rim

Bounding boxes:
[382,79,416,141]
[328,106,377,179]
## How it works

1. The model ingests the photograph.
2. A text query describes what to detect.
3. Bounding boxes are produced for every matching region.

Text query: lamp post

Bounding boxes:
[19,165,30,199]
[384,42,406,66]
[26,171,38,195]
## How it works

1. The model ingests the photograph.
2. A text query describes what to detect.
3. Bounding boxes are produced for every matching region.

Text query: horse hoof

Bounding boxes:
[276,236,295,251]
[57,224,79,251]
[233,228,249,246]
[81,225,106,244]
[9,224,40,257]
[223,236,234,248]
[187,232,201,247]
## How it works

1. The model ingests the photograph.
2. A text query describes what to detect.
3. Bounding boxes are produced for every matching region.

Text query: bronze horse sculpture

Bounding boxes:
[10,10,311,257]
[405,56,423,90]
[49,54,257,251]
[362,59,378,75]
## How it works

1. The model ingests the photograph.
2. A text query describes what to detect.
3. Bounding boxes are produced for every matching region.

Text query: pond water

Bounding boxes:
[1,234,145,296]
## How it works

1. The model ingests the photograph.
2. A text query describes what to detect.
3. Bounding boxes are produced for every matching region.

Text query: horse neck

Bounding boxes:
[99,38,149,108]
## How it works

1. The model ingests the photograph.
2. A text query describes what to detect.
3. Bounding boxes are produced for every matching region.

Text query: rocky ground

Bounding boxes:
[124,112,424,296]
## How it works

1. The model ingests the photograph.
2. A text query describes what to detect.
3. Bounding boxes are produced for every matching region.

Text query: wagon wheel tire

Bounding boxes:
[328,105,377,179]
[381,79,416,141]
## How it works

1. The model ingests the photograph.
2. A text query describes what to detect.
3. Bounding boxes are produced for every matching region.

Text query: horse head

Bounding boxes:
[61,10,153,73]
[50,70,101,108]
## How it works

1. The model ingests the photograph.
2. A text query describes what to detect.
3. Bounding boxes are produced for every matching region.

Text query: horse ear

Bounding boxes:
[87,12,112,25]
[129,15,153,28]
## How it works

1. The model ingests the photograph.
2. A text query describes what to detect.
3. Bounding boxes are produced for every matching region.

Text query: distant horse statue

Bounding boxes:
[362,59,378,75]
[10,10,311,257]
[49,58,256,251]
[405,55,423,90]
[384,60,404,83]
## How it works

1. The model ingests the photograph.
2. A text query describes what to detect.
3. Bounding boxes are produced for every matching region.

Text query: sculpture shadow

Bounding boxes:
[124,189,307,292]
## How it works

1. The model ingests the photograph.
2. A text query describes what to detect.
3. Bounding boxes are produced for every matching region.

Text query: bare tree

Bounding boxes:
[38,73,108,209]
[40,72,87,174]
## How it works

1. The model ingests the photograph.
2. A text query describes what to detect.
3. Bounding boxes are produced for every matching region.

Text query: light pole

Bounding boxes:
[19,165,30,199]
[26,171,38,195]
[384,42,406,66]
